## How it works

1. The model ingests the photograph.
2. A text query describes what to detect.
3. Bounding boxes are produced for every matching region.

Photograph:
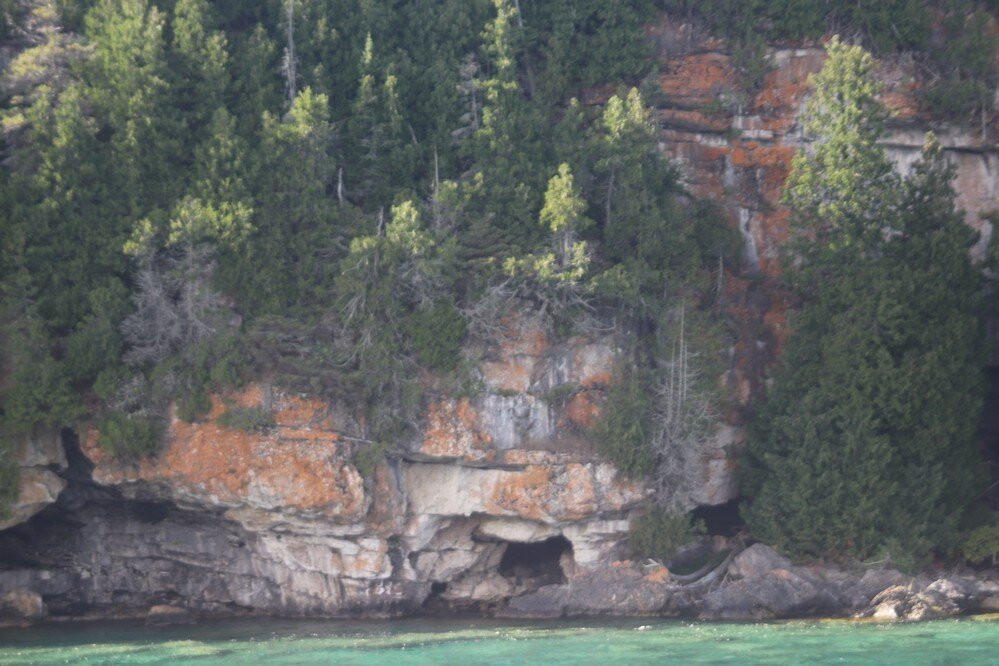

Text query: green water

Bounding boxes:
[0,616,997,665]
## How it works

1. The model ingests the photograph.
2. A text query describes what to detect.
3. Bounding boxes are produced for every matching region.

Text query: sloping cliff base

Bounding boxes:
[0,424,996,627]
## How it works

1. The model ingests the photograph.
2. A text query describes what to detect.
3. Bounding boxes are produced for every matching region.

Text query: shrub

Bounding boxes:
[175,388,212,423]
[352,439,388,479]
[407,301,466,372]
[592,374,654,478]
[217,406,275,432]
[628,505,705,564]
[962,525,999,566]
[97,412,162,461]
[922,79,994,121]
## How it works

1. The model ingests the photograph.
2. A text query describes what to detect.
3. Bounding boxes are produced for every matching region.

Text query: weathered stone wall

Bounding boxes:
[642,16,998,405]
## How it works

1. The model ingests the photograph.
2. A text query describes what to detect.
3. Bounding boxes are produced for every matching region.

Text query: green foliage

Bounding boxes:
[175,388,212,423]
[0,0,730,478]
[922,10,998,119]
[218,406,275,433]
[0,442,17,519]
[352,439,389,479]
[743,40,989,563]
[661,0,931,52]
[407,301,466,372]
[0,285,83,436]
[783,37,897,254]
[628,505,705,563]
[962,524,999,566]
[96,412,162,461]
[593,374,654,478]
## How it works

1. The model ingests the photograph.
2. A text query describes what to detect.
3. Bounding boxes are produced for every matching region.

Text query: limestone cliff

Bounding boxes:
[0,13,997,621]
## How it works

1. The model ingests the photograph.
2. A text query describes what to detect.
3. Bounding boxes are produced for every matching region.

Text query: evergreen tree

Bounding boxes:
[742,40,988,564]
[240,88,342,314]
[84,0,179,216]
[459,0,549,260]
[170,0,230,142]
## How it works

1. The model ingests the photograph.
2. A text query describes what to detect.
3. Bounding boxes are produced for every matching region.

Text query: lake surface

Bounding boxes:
[0,616,997,665]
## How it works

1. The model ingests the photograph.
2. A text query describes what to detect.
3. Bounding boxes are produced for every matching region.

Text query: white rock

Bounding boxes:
[476,517,560,543]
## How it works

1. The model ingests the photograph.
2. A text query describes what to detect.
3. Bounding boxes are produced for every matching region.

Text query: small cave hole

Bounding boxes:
[421,581,450,611]
[130,501,170,524]
[498,535,573,586]
[692,499,745,537]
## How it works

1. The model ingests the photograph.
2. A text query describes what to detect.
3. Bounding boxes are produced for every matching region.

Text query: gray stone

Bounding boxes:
[854,569,907,601]
[728,544,792,580]
[699,569,842,620]
[0,590,46,621]
[501,567,670,618]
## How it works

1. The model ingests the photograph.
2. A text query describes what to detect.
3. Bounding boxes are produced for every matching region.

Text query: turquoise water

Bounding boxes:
[0,616,997,665]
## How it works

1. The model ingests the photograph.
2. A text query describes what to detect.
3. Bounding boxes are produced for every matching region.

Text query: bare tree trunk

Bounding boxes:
[283,0,297,104]
[511,0,536,97]
[606,170,615,233]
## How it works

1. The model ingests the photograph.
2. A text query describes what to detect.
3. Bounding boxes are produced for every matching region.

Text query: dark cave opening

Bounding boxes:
[420,581,449,611]
[692,499,745,537]
[498,536,572,585]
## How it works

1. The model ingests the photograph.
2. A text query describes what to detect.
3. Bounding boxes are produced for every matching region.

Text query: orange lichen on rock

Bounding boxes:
[485,465,553,522]
[496,314,547,357]
[752,50,824,117]
[481,358,533,393]
[560,463,599,520]
[83,385,367,522]
[419,398,494,463]
[565,391,600,429]
[645,565,671,584]
[659,53,736,107]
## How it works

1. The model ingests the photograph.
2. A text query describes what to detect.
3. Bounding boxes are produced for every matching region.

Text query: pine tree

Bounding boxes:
[459,0,549,260]
[84,0,179,216]
[241,87,341,314]
[742,40,988,564]
[170,0,230,142]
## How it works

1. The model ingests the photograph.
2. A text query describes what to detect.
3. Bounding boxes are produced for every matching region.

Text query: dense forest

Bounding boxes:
[0,0,997,567]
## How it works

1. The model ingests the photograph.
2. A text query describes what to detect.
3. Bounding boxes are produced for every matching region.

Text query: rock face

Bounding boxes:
[0,429,67,531]
[0,590,46,623]
[0,12,996,622]
[642,15,999,403]
[7,321,656,618]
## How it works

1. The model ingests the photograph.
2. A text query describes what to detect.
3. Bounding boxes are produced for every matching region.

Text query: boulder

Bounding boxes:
[0,590,46,622]
[861,583,962,621]
[924,578,972,612]
[501,566,670,618]
[699,568,841,620]
[727,544,792,580]
[853,568,907,601]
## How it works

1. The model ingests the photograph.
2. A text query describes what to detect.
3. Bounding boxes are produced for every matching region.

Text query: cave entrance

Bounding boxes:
[692,499,745,537]
[498,535,573,586]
